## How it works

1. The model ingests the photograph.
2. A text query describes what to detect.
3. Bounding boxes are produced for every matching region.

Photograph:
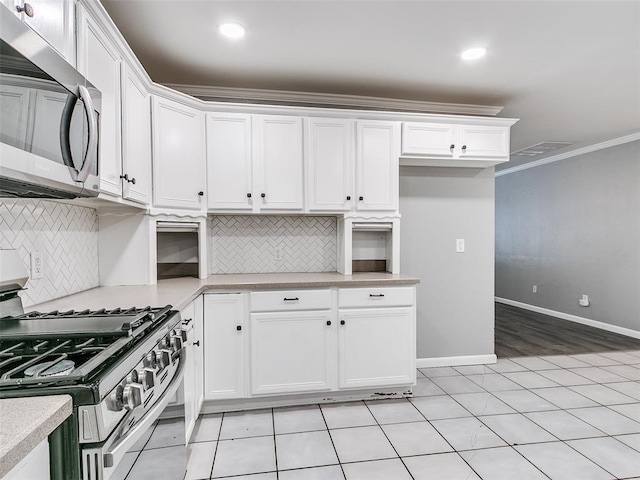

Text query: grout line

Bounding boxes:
[271,407,279,480]
[208,412,223,480]
[318,401,347,480]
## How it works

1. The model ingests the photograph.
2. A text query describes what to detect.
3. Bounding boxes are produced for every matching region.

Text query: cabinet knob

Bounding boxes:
[194,340,200,347]
[247,193,252,198]
[198,191,204,196]
[130,177,136,185]
[16,3,34,17]
[236,325,242,331]
[461,145,467,152]
[326,320,332,326]
[120,174,129,182]
[340,320,346,325]
[261,192,266,198]
[358,196,364,201]
[450,144,455,151]
[346,195,351,201]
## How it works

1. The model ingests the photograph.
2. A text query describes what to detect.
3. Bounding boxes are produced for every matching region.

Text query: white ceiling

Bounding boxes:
[101,0,640,171]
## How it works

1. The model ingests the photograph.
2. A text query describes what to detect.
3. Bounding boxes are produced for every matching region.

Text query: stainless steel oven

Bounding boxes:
[0,4,100,199]
[0,251,188,480]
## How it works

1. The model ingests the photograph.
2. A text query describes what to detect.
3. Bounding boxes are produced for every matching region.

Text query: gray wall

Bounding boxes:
[496,140,640,332]
[400,167,496,359]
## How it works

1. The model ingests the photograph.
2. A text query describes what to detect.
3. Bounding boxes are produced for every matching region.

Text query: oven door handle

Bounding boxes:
[102,352,186,475]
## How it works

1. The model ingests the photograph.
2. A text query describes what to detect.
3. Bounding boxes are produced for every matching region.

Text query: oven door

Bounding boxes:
[81,352,187,480]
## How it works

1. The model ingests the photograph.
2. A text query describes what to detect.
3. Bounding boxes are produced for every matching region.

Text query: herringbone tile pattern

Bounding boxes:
[210,216,337,274]
[0,199,99,307]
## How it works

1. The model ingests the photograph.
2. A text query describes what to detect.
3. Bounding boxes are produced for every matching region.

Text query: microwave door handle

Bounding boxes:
[75,85,97,183]
[59,90,80,172]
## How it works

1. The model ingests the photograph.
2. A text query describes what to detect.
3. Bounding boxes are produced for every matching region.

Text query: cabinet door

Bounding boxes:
[181,300,197,442]
[193,294,204,412]
[305,118,354,212]
[120,64,151,204]
[206,113,253,210]
[77,8,122,196]
[250,310,335,395]
[356,120,399,212]
[401,122,456,157]
[338,307,415,389]
[152,97,206,210]
[0,84,31,150]
[253,115,303,211]
[203,294,246,400]
[458,124,510,159]
[16,0,75,65]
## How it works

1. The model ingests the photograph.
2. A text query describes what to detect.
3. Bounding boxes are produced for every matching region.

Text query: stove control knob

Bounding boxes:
[107,385,124,412]
[138,368,155,390]
[177,328,188,342]
[143,351,157,369]
[170,335,182,352]
[158,349,172,369]
[160,335,171,350]
[126,370,139,384]
[122,383,143,410]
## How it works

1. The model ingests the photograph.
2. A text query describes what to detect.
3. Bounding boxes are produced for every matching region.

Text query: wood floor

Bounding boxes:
[495,302,640,357]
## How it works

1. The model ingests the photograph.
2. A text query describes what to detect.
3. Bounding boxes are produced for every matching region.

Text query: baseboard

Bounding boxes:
[416,354,497,369]
[495,297,640,340]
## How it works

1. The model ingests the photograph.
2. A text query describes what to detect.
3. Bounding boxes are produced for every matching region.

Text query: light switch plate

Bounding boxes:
[456,239,465,253]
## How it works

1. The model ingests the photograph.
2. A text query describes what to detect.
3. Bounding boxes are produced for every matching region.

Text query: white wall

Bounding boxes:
[400,166,496,359]
[496,140,640,333]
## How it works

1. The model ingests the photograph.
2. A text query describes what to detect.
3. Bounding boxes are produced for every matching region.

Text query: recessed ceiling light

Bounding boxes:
[461,47,487,60]
[218,23,246,39]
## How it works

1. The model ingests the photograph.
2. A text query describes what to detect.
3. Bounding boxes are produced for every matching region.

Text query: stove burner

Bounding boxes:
[24,359,75,377]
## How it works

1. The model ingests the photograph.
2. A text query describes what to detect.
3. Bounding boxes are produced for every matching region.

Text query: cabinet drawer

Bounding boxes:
[339,286,414,308]
[250,289,331,312]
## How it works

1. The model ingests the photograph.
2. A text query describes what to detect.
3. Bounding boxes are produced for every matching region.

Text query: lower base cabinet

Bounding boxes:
[202,286,416,402]
[338,307,415,389]
[203,293,247,400]
[250,310,335,395]
[182,296,204,443]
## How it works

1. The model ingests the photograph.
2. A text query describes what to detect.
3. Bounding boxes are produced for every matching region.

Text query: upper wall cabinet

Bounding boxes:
[120,64,151,205]
[305,118,354,213]
[356,120,400,212]
[152,96,206,211]
[206,113,303,213]
[77,6,122,197]
[253,115,304,212]
[206,113,253,211]
[400,121,512,167]
[5,0,75,66]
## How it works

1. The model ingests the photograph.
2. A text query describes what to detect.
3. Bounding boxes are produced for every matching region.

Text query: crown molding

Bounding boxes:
[164,83,503,117]
[495,132,640,177]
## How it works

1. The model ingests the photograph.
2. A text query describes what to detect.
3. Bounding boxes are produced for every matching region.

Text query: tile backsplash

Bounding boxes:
[0,199,99,307]
[210,216,337,274]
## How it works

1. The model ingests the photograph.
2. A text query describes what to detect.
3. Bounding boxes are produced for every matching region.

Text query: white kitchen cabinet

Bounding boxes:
[250,310,335,395]
[253,115,303,211]
[206,113,253,211]
[183,296,204,443]
[77,6,122,196]
[356,120,400,212]
[401,121,510,167]
[3,438,50,480]
[0,84,31,150]
[7,0,75,66]
[206,113,303,213]
[203,293,247,400]
[120,64,151,204]
[152,96,206,211]
[338,306,415,389]
[304,117,354,212]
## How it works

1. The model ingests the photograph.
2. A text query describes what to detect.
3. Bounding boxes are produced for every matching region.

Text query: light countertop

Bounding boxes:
[0,395,72,477]
[28,272,420,313]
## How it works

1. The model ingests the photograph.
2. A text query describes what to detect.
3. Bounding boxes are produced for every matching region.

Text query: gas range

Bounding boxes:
[0,250,189,480]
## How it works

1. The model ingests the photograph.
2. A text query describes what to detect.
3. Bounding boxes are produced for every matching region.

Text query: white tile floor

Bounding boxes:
[185,350,640,479]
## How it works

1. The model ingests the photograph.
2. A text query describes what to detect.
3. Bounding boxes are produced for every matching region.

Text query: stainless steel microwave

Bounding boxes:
[0,5,100,199]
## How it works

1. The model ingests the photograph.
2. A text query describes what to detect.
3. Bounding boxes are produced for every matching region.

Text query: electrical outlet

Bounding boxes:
[30,252,43,279]
[274,247,284,262]
[532,285,537,294]
[456,239,465,253]
[579,294,590,307]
